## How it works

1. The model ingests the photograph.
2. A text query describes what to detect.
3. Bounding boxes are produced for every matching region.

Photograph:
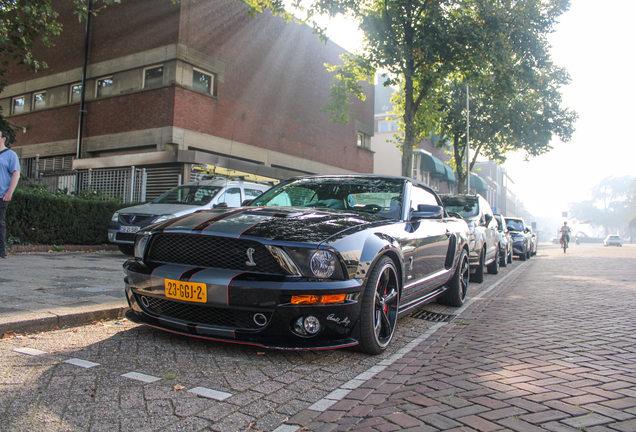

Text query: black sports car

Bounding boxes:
[123,175,470,354]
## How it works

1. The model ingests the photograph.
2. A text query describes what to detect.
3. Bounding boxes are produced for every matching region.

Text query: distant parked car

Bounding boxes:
[109,177,272,255]
[440,194,500,282]
[123,174,472,354]
[504,216,533,260]
[494,214,513,267]
[604,235,622,247]
[528,226,538,256]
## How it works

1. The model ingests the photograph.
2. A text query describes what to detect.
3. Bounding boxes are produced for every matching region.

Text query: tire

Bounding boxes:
[520,248,527,261]
[438,248,469,307]
[500,248,508,267]
[471,249,485,283]
[527,250,531,259]
[508,249,513,264]
[118,244,135,255]
[355,256,400,355]
[487,248,500,274]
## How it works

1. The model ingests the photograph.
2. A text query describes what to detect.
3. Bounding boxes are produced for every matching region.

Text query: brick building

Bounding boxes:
[1,0,374,198]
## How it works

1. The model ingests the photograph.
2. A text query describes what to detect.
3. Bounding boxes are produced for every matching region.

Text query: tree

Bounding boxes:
[308,0,576,184]
[569,176,634,236]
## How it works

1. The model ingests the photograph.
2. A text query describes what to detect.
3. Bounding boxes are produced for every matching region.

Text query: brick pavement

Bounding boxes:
[286,245,636,431]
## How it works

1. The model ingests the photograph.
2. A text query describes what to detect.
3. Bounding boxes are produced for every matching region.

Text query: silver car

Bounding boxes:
[494,214,513,267]
[108,178,272,254]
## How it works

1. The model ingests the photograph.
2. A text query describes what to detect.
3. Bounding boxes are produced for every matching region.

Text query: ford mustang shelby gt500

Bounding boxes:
[124,175,470,354]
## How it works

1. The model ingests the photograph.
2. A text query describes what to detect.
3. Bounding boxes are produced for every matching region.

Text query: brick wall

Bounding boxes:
[5,0,181,83]
[174,0,374,172]
[4,0,375,173]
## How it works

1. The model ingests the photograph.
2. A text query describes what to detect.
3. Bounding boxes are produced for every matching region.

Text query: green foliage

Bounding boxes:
[5,188,131,245]
[304,0,577,180]
[321,54,374,124]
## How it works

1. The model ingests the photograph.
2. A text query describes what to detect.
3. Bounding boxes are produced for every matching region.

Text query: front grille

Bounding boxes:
[120,214,155,225]
[147,234,285,274]
[137,295,268,330]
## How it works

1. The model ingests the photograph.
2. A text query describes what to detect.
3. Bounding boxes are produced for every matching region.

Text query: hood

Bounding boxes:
[154,207,391,245]
[118,202,210,218]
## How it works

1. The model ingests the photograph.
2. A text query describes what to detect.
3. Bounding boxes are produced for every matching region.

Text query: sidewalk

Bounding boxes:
[0,250,129,336]
[284,244,636,431]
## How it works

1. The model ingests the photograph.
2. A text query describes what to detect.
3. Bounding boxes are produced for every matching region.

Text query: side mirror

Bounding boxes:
[524,227,530,233]
[484,214,493,226]
[411,204,444,220]
[241,199,253,206]
[213,202,228,209]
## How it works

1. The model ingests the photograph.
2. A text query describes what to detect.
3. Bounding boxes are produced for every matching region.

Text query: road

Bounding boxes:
[1,243,635,431]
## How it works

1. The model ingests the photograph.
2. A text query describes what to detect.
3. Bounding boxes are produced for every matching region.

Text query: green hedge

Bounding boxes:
[6,188,138,246]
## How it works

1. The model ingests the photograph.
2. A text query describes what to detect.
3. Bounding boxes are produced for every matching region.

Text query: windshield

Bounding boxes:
[249,177,405,219]
[494,215,505,231]
[152,186,222,205]
[440,197,479,218]
[506,219,525,231]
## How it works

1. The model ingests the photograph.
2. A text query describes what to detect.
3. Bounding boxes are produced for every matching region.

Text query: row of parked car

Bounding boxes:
[110,174,537,355]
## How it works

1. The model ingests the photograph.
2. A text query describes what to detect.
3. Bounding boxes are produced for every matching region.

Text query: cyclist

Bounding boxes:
[559,221,571,248]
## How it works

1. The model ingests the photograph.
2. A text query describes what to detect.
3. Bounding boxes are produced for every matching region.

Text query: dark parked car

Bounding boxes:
[440,194,500,283]
[124,175,471,354]
[494,214,513,267]
[504,216,532,260]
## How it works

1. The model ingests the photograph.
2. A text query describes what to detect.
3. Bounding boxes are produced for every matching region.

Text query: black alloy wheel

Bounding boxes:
[471,248,485,283]
[356,256,400,355]
[438,248,469,307]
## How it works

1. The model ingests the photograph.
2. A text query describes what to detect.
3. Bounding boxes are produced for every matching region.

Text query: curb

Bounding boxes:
[0,306,129,337]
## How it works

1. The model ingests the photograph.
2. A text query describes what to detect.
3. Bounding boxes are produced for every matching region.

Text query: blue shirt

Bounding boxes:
[0,149,20,199]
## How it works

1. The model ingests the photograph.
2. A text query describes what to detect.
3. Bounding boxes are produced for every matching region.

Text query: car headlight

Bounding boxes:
[284,248,344,279]
[310,251,336,278]
[134,233,151,259]
[111,211,120,222]
[153,214,177,223]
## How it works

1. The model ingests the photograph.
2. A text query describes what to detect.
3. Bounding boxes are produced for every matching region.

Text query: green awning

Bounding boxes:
[444,164,457,184]
[418,152,446,177]
[470,173,488,192]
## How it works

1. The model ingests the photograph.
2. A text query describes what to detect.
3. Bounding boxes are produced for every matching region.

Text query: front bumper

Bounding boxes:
[124,260,364,350]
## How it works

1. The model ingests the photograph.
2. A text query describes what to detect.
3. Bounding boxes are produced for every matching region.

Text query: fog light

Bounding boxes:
[292,316,322,337]
[303,316,320,334]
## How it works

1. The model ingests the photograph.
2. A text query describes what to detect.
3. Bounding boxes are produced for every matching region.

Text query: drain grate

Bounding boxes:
[410,310,456,322]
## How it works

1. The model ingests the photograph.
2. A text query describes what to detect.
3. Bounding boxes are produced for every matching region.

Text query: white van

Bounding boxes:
[108,177,272,254]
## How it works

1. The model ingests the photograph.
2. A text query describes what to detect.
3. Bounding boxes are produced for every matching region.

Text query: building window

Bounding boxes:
[70,84,82,103]
[193,68,214,94]
[33,92,46,110]
[96,77,114,97]
[357,132,370,149]
[11,96,25,114]
[144,65,163,88]
[379,121,398,132]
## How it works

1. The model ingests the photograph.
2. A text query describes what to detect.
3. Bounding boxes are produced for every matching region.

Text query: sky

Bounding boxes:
[321,0,636,220]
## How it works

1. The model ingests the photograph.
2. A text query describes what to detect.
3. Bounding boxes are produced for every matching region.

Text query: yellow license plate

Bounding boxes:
[165,279,207,303]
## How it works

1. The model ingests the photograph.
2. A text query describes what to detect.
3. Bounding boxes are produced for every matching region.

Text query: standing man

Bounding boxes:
[0,129,20,258]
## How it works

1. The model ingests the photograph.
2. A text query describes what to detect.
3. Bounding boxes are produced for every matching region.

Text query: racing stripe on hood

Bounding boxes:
[201,209,278,238]
[160,209,244,233]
